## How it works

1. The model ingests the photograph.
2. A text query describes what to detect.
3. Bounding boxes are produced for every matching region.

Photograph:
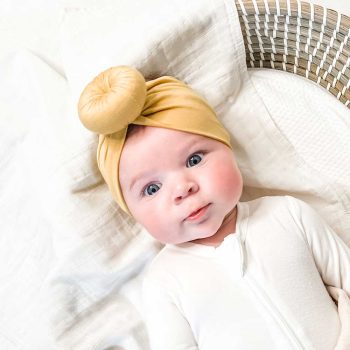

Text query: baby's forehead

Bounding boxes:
[121,127,212,169]
[124,126,207,149]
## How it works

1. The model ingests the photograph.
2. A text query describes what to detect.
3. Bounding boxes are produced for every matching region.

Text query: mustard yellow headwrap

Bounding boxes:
[78,66,231,215]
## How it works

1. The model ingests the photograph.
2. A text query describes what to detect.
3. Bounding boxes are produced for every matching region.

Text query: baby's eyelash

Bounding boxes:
[189,150,206,158]
[140,184,150,197]
[140,182,161,197]
[187,150,206,164]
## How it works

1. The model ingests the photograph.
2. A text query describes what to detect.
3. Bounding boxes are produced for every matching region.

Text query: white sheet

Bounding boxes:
[0,50,68,349]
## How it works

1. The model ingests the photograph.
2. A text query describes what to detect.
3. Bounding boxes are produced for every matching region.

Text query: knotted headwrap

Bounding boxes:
[78,66,231,215]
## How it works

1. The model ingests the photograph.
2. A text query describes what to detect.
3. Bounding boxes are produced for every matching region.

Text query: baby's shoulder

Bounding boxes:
[240,196,314,252]
[142,244,199,297]
[241,195,316,240]
[243,195,305,218]
[143,244,186,279]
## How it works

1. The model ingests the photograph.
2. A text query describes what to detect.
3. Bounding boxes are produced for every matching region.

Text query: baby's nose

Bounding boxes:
[173,180,199,204]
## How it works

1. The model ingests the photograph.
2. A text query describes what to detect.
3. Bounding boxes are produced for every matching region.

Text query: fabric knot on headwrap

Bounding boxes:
[78,66,231,215]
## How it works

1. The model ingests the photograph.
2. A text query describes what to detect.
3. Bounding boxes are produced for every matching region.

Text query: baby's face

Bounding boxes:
[119,126,243,244]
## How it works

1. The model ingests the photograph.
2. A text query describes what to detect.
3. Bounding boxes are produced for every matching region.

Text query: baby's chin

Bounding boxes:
[144,218,223,245]
[175,229,219,245]
[152,232,210,246]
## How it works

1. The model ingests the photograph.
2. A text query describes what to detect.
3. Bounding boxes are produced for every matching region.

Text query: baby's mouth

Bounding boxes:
[185,203,211,221]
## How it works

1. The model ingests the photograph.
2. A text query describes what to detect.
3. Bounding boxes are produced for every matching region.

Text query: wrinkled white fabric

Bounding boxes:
[143,196,350,350]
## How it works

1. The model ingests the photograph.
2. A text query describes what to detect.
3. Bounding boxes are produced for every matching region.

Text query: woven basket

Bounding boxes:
[235,0,350,108]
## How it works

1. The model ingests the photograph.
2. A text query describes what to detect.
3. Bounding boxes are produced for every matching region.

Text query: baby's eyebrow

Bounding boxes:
[129,170,154,192]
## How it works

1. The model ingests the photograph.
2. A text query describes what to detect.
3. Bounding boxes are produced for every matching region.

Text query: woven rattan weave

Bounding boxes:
[235,0,350,107]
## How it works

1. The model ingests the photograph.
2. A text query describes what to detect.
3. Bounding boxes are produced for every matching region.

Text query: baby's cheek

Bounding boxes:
[212,162,233,183]
[144,218,163,237]
[136,205,170,241]
[214,162,242,195]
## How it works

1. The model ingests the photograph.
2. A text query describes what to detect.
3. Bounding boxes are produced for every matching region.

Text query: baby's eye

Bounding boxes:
[186,152,204,167]
[143,183,162,196]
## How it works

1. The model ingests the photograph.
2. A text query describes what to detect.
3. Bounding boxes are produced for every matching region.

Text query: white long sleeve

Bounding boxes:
[287,197,350,350]
[288,196,350,296]
[142,278,198,350]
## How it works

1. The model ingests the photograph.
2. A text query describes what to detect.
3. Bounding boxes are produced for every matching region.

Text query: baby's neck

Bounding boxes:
[190,206,237,247]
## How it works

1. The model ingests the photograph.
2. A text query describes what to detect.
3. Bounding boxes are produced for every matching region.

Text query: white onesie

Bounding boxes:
[142,196,350,349]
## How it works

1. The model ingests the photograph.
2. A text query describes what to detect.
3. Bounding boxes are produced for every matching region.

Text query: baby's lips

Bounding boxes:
[185,203,211,221]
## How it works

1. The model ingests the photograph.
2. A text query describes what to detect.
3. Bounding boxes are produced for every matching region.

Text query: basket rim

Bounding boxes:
[235,0,350,107]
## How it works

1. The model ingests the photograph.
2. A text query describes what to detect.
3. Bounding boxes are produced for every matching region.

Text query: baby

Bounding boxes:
[78,66,350,349]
